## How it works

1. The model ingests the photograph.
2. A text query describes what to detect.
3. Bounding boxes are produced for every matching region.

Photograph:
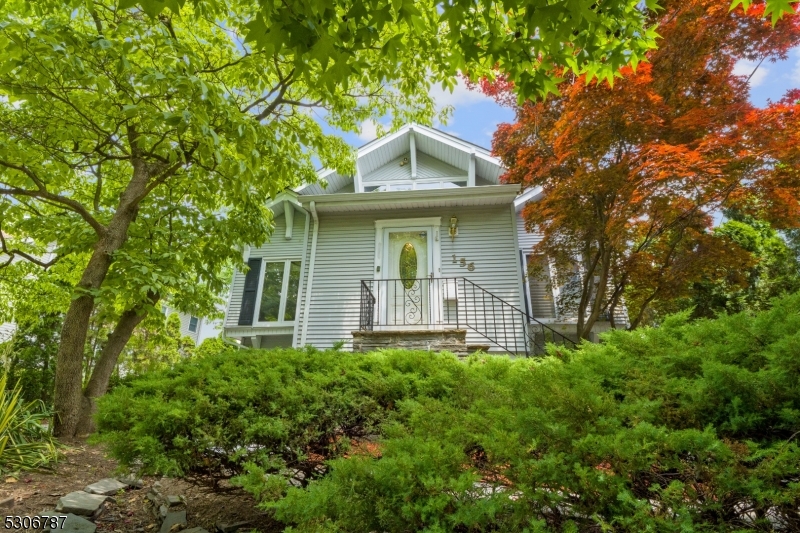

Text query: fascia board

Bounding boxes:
[297,184,520,208]
[298,124,505,192]
[514,186,544,211]
[355,125,412,158]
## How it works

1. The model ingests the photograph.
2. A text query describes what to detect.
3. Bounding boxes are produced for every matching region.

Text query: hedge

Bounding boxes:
[96,293,800,532]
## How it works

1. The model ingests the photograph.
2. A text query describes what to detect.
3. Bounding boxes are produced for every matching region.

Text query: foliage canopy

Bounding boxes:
[0,0,450,435]
[486,0,800,337]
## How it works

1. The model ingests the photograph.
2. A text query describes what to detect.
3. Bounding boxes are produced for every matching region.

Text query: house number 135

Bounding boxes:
[452,255,475,271]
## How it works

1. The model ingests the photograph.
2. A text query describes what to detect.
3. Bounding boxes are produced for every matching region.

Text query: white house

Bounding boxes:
[161,305,224,346]
[223,124,617,355]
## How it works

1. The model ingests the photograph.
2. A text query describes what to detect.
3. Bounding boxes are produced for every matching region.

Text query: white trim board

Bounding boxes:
[296,124,507,195]
[299,184,520,212]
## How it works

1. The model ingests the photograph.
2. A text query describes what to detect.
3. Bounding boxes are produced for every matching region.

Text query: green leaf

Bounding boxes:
[122,104,139,117]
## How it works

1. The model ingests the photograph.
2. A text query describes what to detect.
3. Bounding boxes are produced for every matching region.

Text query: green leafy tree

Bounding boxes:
[0,253,78,406]
[1,0,791,439]
[786,228,800,263]
[0,0,446,436]
[118,313,195,376]
[682,215,800,319]
[3,315,61,405]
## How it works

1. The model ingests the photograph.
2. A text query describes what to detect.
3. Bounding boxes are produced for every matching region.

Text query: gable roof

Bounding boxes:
[298,124,506,195]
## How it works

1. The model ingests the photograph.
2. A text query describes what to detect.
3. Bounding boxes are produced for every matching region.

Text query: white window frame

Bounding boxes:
[363,176,468,192]
[253,258,302,326]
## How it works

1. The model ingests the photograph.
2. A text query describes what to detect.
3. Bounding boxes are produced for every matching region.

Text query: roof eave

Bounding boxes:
[297,184,520,212]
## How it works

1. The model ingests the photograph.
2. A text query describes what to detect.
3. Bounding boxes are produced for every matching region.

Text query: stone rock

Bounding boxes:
[55,491,109,517]
[39,512,97,533]
[351,329,468,355]
[215,521,251,533]
[117,475,144,489]
[166,495,185,507]
[84,478,128,496]
[159,510,187,533]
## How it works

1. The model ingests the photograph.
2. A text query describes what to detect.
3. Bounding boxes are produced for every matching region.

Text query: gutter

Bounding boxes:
[300,201,319,346]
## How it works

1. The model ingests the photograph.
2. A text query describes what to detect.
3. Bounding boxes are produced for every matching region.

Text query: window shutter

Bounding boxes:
[238,258,262,326]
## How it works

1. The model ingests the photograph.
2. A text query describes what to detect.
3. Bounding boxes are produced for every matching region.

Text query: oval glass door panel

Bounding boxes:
[399,242,417,289]
[385,230,429,327]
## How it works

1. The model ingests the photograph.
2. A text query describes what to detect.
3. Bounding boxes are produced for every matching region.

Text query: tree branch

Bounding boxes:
[0,160,107,236]
[199,52,252,73]
[92,162,103,213]
[0,225,58,270]
[247,67,296,119]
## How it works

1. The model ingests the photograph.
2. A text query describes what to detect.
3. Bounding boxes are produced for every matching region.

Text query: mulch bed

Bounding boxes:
[1,440,282,532]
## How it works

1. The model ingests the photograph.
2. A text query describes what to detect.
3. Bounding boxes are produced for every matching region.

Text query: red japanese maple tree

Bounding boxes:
[485,0,800,338]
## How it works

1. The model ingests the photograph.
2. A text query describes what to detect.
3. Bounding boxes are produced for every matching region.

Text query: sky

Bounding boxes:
[321,79,516,153]
[350,80,516,150]
[332,44,800,154]
[733,45,800,106]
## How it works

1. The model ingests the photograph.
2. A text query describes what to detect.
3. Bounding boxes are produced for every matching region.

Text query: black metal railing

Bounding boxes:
[358,278,576,356]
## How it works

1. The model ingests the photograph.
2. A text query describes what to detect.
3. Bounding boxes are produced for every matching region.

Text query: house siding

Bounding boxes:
[514,211,629,328]
[362,152,466,183]
[300,211,375,349]
[515,212,556,318]
[301,205,523,351]
[176,312,198,342]
[0,322,16,343]
[440,206,525,351]
[516,211,543,253]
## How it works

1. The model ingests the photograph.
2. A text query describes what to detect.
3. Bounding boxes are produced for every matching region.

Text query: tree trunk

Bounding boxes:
[576,249,601,340]
[74,294,158,436]
[52,259,114,437]
[578,247,612,341]
[53,160,151,437]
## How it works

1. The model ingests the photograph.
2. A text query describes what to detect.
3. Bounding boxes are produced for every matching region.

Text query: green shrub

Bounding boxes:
[0,373,59,473]
[194,336,227,359]
[94,347,467,480]
[273,295,800,532]
[97,294,800,532]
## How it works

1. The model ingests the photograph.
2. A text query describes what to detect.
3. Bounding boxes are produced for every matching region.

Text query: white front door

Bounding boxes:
[383,228,431,327]
[373,218,442,329]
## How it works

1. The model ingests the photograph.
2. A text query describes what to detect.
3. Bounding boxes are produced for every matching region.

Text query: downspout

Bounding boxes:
[300,201,319,346]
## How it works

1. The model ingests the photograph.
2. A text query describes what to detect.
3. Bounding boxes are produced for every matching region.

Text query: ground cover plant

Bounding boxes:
[0,373,58,474]
[96,292,800,532]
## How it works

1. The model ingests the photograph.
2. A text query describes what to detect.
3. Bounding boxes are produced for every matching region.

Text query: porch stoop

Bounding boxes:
[358,277,578,357]
[352,329,467,356]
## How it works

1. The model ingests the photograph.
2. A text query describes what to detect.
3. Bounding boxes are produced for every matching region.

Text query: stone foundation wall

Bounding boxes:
[352,329,467,356]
